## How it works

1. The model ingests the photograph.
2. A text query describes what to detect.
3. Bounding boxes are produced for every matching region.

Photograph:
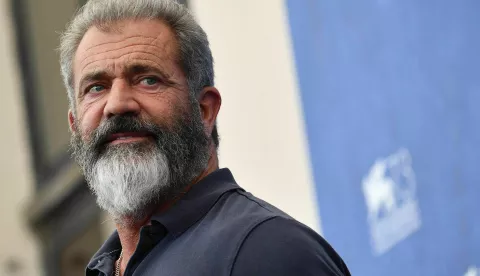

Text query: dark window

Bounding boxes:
[11,0,84,188]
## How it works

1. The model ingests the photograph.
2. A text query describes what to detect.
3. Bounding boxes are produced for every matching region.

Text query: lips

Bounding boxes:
[105,132,152,145]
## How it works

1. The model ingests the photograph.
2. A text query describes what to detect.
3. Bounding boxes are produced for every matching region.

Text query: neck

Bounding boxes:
[115,147,218,271]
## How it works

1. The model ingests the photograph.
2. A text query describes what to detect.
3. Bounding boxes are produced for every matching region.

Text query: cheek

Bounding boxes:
[77,102,105,138]
[139,93,187,125]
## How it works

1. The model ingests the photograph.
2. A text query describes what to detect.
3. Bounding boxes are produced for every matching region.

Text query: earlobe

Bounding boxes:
[68,110,76,133]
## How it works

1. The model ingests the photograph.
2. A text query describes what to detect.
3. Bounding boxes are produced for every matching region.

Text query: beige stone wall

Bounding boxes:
[189,0,321,232]
[0,0,41,275]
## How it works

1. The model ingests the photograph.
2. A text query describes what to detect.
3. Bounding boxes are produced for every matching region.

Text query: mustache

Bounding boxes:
[89,115,161,150]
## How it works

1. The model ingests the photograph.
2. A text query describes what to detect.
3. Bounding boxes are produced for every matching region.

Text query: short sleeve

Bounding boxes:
[230,216,351,276]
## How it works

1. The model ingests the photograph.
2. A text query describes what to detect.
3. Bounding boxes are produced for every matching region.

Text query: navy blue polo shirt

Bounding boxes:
[86,168,350,276]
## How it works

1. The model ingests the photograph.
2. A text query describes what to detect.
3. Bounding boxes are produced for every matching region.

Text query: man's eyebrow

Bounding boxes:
[78,70,112,89]
[125,63,175,84]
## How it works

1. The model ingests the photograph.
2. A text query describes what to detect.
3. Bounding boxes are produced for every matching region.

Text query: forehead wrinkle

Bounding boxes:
[79,43,172,68]
[81,35,158,52]
[79,33,175,65]
[80,57,178,83]
[79,50,173,76]
[78,28,177,64]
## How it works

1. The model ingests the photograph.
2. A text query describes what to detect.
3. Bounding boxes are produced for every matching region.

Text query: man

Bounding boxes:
[60,0,351,275]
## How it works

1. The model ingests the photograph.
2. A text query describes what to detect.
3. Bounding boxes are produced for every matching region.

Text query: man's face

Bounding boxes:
[73,19,189,139]
[69,19,210,221]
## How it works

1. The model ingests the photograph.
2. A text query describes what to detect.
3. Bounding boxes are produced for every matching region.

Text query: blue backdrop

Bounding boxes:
[286,0,480,275]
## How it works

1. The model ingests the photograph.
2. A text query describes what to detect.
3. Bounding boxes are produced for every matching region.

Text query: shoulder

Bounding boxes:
[210,189,292,228]
[230,216,351,276]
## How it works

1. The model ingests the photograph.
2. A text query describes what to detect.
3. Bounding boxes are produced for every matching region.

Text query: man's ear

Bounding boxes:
[68,110,76,133]
[198,86,221,138]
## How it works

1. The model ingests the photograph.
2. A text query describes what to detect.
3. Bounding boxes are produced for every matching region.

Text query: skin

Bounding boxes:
[68,19,221,275]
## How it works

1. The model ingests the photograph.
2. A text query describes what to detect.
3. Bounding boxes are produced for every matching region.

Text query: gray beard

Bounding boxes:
[70,104,210,224]
[88,142,170,222]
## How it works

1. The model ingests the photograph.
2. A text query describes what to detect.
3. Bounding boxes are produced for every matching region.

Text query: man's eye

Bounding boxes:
[88,85,106,94]
[140,77,159,86]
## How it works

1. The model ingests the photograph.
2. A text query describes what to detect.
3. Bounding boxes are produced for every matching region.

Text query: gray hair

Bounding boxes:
[59,0,218,146]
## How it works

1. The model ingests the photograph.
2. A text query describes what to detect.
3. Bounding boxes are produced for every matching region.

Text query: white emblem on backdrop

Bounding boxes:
[464,266,479,276]
[362,148,421,256]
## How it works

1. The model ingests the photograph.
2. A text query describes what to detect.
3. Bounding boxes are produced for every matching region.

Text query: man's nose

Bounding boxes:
[103,80,141,118]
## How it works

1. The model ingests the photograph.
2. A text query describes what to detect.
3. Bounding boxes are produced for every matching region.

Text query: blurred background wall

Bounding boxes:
[190,0,321,233]
[0,0,478,275]
[0,0,40,275]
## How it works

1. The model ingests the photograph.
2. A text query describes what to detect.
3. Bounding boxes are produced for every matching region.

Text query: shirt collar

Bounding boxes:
[151,168,242,237]
[86,230,121,274]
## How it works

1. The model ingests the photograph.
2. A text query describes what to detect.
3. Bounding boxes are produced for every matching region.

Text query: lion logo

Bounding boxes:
[362,148,421,255]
